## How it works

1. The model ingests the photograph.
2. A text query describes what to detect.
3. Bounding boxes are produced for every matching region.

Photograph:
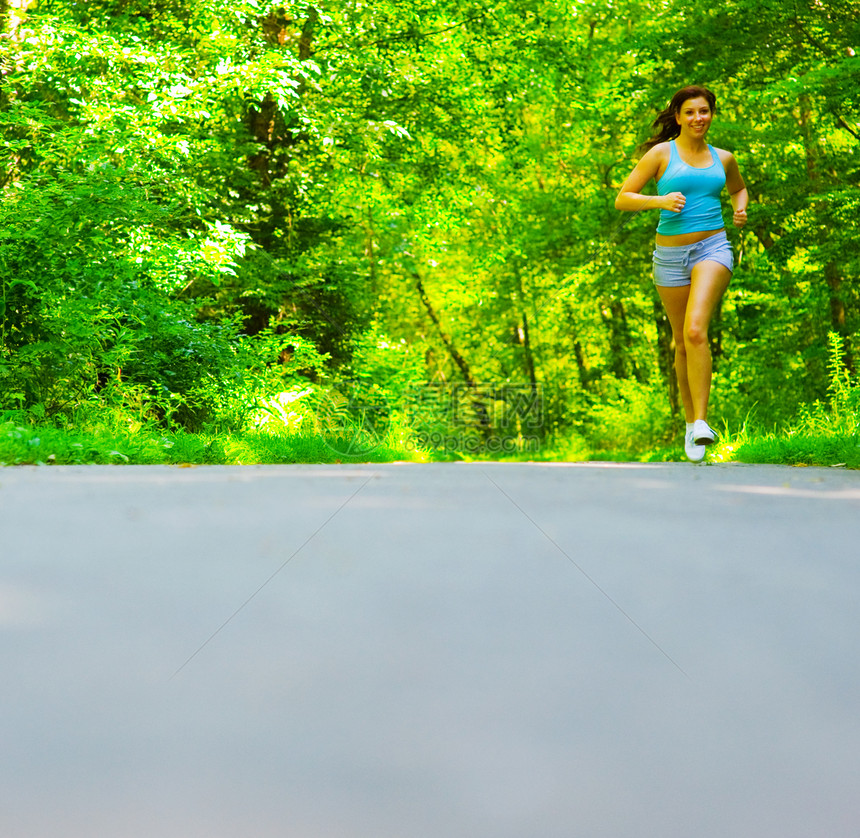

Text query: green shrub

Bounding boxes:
[584,377,673,457]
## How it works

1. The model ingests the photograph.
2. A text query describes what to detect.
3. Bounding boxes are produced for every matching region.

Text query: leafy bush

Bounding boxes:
[0,147,330,430]
[583,377,673,457]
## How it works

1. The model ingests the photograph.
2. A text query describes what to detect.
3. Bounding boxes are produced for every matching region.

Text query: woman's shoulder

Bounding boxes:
[711,147,742,177]
[650,140,673,153]
[710,146,737,165]
[642,141,673,162]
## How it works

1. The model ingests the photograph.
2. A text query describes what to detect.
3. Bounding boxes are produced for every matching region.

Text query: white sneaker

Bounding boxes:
[685,429,706,462]
[692,419,716,446]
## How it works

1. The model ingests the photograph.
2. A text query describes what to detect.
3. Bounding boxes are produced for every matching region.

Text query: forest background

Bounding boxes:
[1,0,859,465]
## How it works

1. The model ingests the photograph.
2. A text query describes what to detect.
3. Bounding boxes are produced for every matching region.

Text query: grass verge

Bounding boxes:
[711,430,860,469]
[2,421,857,469]
[565,426,859,468]
[0,421,423,466]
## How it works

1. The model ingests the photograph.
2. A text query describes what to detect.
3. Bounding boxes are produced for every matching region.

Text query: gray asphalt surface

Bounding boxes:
[2,462,860,838]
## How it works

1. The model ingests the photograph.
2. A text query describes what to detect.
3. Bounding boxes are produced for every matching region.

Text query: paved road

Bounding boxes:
[2,462,860,838]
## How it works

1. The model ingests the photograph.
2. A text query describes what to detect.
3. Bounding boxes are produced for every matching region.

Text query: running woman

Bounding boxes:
[615,85,748,462]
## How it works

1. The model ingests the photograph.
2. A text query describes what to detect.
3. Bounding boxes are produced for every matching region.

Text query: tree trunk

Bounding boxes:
[573,340,590,391]
[520,311,538,393]
[364,204,378,294]
[414,272,491,432]
[511,266,539,392]
[601,298,641,381]
[414,272,476,387]
[562,301,591,392]
[299,8,320,61]
[246,8,319,243]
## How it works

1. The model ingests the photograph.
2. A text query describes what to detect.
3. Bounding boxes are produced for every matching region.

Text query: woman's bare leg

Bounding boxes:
[656,260,730,423]
[684,261,731,421]
[656,284,693,422]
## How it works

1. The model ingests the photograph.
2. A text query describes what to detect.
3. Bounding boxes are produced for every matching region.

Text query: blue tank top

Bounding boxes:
[657,141,726,235]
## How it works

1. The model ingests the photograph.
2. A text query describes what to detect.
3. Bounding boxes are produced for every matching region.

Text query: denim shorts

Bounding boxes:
[652,230,734,287]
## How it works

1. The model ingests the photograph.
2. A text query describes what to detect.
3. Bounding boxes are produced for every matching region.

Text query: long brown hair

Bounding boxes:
[640,86,717,151]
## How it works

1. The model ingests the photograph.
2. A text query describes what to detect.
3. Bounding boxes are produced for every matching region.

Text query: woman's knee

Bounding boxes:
[684,321,709,348]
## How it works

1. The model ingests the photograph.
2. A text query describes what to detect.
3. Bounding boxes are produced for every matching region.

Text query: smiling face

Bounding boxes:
[675,96,713,138]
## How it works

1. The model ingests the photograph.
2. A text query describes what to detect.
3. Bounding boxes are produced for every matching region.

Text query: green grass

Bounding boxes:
[547,423,859,468]
[2,420,857,469]
[0,421,423,466]
[711,430,860,469]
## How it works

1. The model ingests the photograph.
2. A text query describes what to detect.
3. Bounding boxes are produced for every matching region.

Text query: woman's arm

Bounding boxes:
[615,144,684,213]
[722,151,748,228]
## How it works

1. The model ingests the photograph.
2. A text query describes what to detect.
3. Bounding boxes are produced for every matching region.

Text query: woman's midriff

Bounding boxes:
[655,227,725,246]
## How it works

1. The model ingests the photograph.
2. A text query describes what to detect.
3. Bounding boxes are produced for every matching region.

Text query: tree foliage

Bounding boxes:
[1,0,858,450]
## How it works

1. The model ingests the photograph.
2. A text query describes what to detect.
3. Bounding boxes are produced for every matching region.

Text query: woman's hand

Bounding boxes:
[662,191,686,213]
[733,208,747,228]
